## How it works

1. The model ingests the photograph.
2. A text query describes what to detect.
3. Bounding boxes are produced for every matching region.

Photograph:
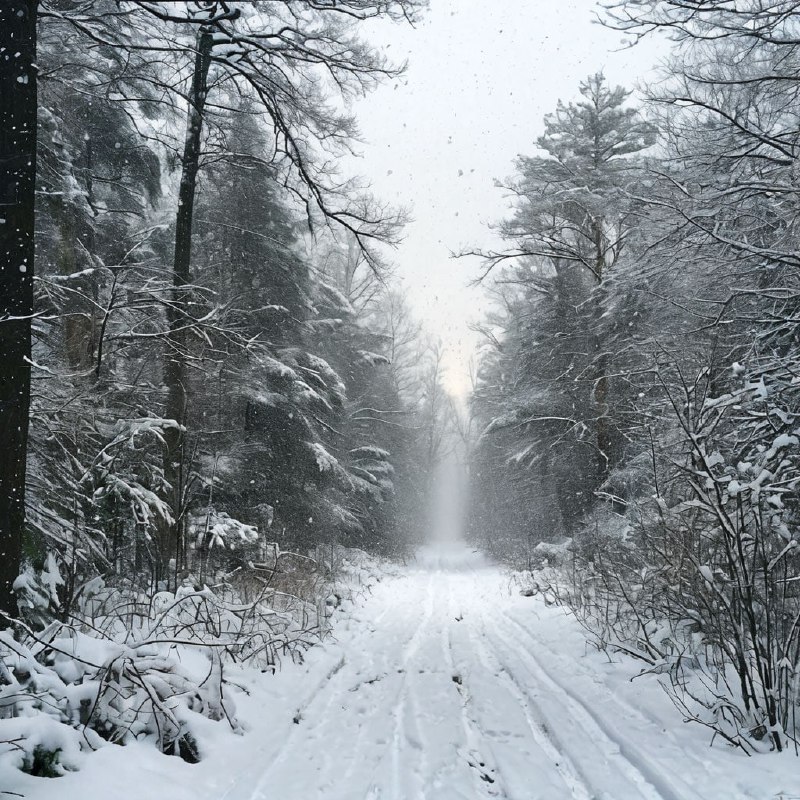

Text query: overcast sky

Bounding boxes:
[346,0,667,398]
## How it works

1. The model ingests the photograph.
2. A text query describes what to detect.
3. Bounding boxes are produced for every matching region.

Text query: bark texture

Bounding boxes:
[0,0,37,622]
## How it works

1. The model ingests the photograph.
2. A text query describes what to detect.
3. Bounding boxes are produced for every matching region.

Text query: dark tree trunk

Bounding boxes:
[0,1,37,623]
[590,220,611,488]
[161,26,213,585]
[594,356,611,480]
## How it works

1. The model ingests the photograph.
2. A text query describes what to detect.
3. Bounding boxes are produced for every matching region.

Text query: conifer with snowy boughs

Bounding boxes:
[468,74,655,554]
[11,0,430,592]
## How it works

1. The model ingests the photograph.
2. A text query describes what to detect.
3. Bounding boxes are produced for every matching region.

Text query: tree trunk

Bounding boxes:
[0,1,37,623]
[590,219,611,487]
[161,26,213,586]
[594,355,611,481]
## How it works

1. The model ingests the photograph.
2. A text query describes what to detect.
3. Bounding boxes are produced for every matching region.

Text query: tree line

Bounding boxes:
[0,0,475,772]
[0,0,459,631]
[467,2,800,753]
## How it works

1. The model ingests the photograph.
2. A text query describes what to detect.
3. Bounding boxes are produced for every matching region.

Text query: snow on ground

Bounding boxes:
[7,541,799,799]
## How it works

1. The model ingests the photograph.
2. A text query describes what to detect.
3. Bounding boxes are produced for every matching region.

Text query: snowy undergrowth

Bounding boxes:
[8,543,800,800]
[519,530,800,757]
[0,546,391,786]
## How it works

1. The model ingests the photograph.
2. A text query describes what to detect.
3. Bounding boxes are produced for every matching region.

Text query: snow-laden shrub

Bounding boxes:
[85,641,234,760]
[0,562,313,775]
[13,553,64,629]
[556,360,800,753]
[0,629,104,777]
[0,541,376,778]
[0,613,237,773]
[0,715,88,777]
[190,509,259,551]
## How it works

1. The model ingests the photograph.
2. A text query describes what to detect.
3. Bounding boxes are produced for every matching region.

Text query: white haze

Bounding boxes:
[348,0,668,399]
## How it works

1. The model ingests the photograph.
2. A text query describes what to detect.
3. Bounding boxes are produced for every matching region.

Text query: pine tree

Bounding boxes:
[467,75,655,557]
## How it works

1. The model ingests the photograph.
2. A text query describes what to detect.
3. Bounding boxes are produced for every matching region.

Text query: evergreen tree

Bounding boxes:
[469,75,655,549]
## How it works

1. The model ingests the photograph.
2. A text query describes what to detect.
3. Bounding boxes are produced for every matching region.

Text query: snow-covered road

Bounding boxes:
[214,544,767,800]
[18,542,795,800]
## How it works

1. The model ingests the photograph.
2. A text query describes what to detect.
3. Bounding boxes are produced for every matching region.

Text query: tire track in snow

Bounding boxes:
[503,610,714,780]
[490,612,700,800]
[330,570,439,800]
[335,580,439,798]
[238,655,357,800]
[227,573,435,800]
[497,611,707,800]
[216,653,348,800]
[225,589,419,800]
[442,577,508,799]
[361,571,439,800]
[459,609,596,800]
[389,570,439,800]
[481,624,655,799]
[452,560,601,799]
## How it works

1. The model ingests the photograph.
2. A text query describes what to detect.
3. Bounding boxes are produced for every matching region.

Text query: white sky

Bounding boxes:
[346,0,667,398]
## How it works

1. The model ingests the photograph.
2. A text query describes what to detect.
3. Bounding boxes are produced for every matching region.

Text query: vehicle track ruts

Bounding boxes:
[461,609,598,800]
[443,576,508,799]
[486,613,699,800]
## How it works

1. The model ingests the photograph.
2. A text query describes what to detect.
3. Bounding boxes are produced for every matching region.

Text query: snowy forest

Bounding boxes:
[3,1,800,798]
